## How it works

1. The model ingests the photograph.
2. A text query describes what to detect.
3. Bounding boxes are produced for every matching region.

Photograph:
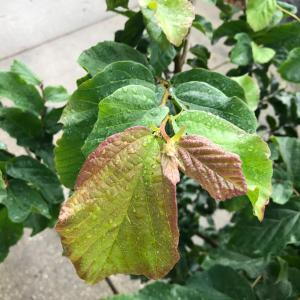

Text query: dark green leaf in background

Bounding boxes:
[106,0,129,10]
[230,33,252,66]
[279,47,300,83]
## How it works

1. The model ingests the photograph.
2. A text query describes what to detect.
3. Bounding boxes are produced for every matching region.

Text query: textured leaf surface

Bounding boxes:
[10,60,41,86]
[173,81,257,132]
[279,48,300,83]
[176,135,247,201]
[0,72,43,116]
[78,41,149,76]
[56,127,179,283]
[139,0,195,47]
[276,137,300,189]
[251,42,275,64]
[228,202,300,257]
[0,207,23,263]
[1,179,50,223]
[175,111,272,220]
[232,75,260,111]
[246,0,277,31]
[171,69,245,100]
[55,61,155,188]
[6,156,63,204]
[82,85,168,156]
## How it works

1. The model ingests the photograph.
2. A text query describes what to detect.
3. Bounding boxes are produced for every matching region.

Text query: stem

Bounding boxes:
[196,233,218,248]
[294,188,300,197]
[160,115,171,142]
[105,277,119,295]
[251,275,263,288]
[276,4,300,22]
[160,87,170,106]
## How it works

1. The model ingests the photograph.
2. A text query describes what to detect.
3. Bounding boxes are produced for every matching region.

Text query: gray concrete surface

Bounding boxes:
[0,1,229,299]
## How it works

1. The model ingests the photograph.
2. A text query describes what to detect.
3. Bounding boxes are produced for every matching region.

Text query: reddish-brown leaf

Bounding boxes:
[176,135,247,200]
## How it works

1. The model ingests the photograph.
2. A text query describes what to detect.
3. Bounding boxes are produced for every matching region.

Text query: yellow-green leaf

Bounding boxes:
[56,126,179,283]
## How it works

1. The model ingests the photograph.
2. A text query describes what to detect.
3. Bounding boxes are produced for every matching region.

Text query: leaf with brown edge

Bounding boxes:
[176,135,247,201]
[56,126,179,284]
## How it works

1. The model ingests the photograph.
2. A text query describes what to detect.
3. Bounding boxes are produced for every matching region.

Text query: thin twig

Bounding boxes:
[105,277,119,295]
[277,4,300,22]
[251,275,263,288]
[196,233,218,248]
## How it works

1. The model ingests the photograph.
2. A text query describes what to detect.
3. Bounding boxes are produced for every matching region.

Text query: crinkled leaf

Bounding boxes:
[172,81,257,132]
[251,42,275,64]
[275,137,300,189]
[176,135,247,201]
[6,156,63,204]
[232,74,260,111]
[175,111,272,220]
[246,0,277,31]
[1,179,50,223]
[171,68,245,100]
[82,85,168,156]
[187,266,256,300]
[44,85,69,102]
[279,47,300,83]
[230,33,252,66]
[139,0,195,46]
[0,72,43,116]
[0,207,23,263]
[78,41,149,76]
[55,61,155,188]
[10,60,41,86]
[228,201,300,257]
[56,127,179,283]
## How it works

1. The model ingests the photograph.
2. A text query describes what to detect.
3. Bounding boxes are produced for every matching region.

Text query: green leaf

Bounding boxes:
[187,45,210,69]
[230,33,252,66]
[0,207,23,263]
[10,60,41,86]
[139,0,195,46]
[279,47,300,83]
[56,127,179,283]
[254,22,300,51]
[106,0,128,10]
[251,42,275,64]
[275,137,300,189]
[44,85,69,102]
[212,20,253,44]
[106,281,200,300]
[78,41,149,76]
[173,81,257,132]
[272,169,293,205]
[171,68,245,100]
[1,179,50,223]
[246,0,277,31]
[0,72,43,116]
[228,201,300,257]
[176,135,247,200]
[6,156,63,204]
[175,111,272,220]
[192,15,213,39]
[0,107,42,148]
[55,61,155,188]
[82,85,169,156]
[24,213,52,236]
[231,74,260,111]
[115,12,145,47]
[187,266,256,300]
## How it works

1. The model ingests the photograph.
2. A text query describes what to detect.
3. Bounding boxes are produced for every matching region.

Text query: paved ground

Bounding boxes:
[0,1,229,299]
